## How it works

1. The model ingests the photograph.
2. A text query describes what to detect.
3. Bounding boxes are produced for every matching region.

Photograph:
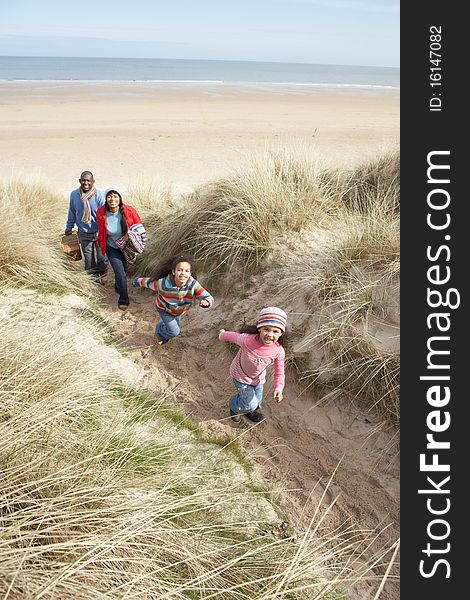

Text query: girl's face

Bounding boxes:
[258,326,282,346]
[106,192,121,213]
[172,261,191,287]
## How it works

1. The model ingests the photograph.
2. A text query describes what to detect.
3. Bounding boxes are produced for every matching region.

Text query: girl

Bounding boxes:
[219,307,287,423]
[133,255,214,345]
[97,187,143,310]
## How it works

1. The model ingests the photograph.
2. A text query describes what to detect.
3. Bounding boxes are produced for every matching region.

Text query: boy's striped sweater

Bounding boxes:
[133,274,214,316]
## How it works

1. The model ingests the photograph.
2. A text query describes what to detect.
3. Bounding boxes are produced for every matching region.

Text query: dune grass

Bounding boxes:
[125,179,176,230]
[192,149,401,425]
[306,324,400,424]
[136,151,340,278]
[132,149,400,425]
[0,180,97,296]
[338,150,400,215]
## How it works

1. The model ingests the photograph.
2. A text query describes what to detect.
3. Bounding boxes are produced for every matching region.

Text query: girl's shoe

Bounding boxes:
[156,336,168,345]
[118,304,128,311]
[245,411,263,422]
[230,409,241,423]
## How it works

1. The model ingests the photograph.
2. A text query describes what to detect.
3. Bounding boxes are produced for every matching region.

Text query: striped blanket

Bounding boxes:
[115,223,147,263]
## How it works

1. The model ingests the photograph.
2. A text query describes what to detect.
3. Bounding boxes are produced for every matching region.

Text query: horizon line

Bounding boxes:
[0,55,400,70]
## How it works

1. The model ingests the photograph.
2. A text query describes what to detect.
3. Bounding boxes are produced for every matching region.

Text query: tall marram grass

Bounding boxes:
[0,154,399,595]
[306,323,400,424]
[338,150,400,215]
[0,292,379,599]
[268,151,400,425]
[135,149,400,424]
[0,180,96,295]
[138,151,340,276]
[125,179,176,228]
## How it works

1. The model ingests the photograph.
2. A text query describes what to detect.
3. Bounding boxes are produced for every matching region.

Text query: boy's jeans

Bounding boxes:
[230,379,264,414]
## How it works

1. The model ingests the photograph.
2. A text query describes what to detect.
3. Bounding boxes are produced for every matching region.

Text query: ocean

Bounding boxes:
[0,56,399,89]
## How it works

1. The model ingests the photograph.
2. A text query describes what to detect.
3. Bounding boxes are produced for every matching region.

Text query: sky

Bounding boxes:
[0,0,399,67]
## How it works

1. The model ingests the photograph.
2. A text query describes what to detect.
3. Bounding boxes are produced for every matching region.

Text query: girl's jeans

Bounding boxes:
[230,378,264,414]
[106,244,129,306]
[156,308,181,342]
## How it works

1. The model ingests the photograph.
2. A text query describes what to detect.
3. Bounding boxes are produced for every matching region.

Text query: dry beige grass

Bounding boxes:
[337,150,400,215]
[0,180,96,295]
[137,151,340,277]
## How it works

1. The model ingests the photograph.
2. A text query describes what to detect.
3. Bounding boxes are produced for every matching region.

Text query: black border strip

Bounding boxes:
[401,4,466,596]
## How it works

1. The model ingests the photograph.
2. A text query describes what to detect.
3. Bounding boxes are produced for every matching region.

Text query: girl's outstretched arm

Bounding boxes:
[273,347,286,398]
[193,280,214,308]
[132,276,158,292]
[219,330,242,345]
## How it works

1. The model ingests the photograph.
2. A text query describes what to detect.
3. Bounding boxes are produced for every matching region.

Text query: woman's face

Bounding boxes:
[172,261,191,287]
[106,192,121,212]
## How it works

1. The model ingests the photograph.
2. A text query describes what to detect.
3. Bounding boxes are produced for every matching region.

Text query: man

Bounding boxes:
[64,170,108,279]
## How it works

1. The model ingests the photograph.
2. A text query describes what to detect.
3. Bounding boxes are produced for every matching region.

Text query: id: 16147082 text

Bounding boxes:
[429,25,442,112]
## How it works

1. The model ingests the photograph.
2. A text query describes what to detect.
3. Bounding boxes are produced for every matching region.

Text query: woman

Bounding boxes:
[97,187,142,310]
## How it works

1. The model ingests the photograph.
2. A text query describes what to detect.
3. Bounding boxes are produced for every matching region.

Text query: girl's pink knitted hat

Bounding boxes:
[257,307,287,332]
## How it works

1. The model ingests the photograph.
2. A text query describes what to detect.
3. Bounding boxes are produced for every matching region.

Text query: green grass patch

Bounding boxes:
[199,432,252,475]
[103,433,172,474]
[37,283,69,296]
[113,385,199,431]
[114,386,254,475]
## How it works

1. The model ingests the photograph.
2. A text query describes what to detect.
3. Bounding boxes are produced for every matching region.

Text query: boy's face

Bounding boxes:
[172,261,191,287]
[258,326,282,346]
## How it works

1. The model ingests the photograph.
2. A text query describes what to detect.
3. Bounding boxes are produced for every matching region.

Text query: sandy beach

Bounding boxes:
[0,82,399,196]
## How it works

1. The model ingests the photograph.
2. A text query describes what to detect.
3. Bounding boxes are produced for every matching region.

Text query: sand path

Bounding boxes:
[97,276,400,599]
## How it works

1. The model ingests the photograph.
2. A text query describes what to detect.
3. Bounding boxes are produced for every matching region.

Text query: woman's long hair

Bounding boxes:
[154,254,198,280]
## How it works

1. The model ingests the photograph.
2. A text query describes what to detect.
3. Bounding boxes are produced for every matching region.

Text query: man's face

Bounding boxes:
[79,174,94,192]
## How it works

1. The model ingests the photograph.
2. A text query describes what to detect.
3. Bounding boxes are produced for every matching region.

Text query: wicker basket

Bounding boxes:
[60,233,82,261]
